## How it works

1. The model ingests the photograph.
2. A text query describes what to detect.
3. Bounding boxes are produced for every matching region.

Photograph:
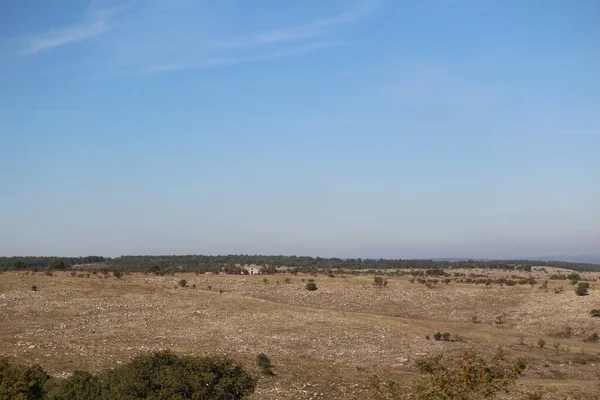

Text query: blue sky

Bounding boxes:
[1,0,599,258]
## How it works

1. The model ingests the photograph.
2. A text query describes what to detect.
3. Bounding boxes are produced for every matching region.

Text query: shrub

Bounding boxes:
[567,273,581,281]
[178,279,187,288]
[256,353,275,375]
[590,309,600,317]
[305,282,318,291]
[0,358,49,400]
[284,278,292,284]
[575,282,590,296]
[370,348,526,400]
[45,370,102,400]
[537,339,546,348]
[112,270,122,279]
[432,332,442,341]
[94,351,255,400]
[373,276,388,287]
[442,332,451,341]
[31,285,37,291]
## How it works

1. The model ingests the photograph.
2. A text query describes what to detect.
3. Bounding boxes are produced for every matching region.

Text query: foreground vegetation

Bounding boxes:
[2,349,532,400]
[0,351,256,400]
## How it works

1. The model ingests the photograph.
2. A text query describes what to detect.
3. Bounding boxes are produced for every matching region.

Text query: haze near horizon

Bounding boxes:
[1,0,599,258]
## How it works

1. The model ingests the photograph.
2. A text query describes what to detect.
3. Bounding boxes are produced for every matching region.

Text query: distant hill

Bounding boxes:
[533,255,600,265]
[432,255,600,265]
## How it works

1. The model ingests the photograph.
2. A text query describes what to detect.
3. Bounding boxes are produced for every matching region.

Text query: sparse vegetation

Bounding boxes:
[2,267,600,399]
[305,280,318,291]
[373,276,388,287]
[256,353,275,375]
[575,282,590,296]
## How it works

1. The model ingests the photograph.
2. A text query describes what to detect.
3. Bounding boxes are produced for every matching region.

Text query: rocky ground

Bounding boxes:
[0,269,599,399]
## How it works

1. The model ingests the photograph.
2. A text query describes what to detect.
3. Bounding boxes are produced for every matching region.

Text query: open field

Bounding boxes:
[1,269,599,399]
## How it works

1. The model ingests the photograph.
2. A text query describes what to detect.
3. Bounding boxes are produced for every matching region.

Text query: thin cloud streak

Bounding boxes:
[140,41,341,73]
[22,1,137,55]
[139,0,380,73]
[204,0,381,50]
[23,21,109,55]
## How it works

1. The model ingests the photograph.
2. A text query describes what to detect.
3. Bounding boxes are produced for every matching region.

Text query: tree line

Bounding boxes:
[1,254,599,272]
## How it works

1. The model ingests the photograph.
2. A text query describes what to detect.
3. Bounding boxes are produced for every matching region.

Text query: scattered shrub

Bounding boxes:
[178,279,187,288]
[537,339,546,348]
[567,273,581,281]
[284,278,292,284]
[305,282,318,291]
[432,332,442,341]
[575,282,590,296]
[256,353,275,375]
[31,285,37,291]
[590,309,600,317]
[373,276,388,287]
[112,270,122,279]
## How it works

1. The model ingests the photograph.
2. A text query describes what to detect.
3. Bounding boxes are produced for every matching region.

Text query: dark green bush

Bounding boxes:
[45,371,101,400]
[178,279,187,288]
[305,282,318,291]
[1,352,255,400]
[0,358,49,400]
[97,351,256,399]
[575,282,590,296]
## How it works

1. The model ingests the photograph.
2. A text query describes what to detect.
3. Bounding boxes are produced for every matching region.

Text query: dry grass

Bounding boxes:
[1,269,599,399]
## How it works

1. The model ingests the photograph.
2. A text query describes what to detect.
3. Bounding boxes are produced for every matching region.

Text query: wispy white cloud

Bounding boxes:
[139,0,381,73]
[139,41,341,73]
[22,2,137,55]
[203,0,380,50]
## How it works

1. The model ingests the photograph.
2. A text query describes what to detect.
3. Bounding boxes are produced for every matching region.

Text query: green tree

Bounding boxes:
[12,260,26,270]
[48,258,68,270]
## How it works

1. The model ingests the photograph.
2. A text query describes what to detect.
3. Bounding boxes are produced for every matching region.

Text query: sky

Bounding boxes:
[1,0,599,259]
